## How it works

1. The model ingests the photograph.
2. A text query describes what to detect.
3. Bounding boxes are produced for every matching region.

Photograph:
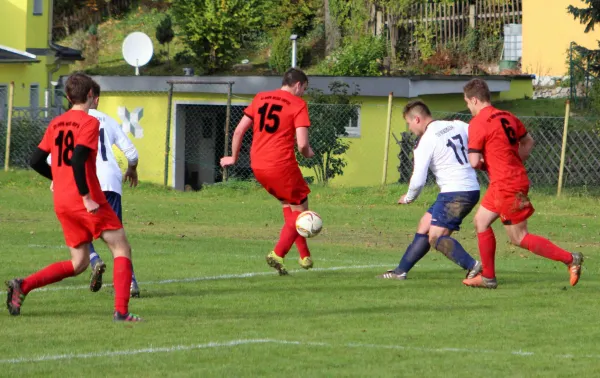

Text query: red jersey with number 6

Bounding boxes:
[468,106,529,189]
[38,109,107,213]
[244,89,310,170]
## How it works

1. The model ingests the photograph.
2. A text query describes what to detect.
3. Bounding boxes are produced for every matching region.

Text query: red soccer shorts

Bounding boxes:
[481,184,535,225]
[56,202,123,248]
[253,165,310,205]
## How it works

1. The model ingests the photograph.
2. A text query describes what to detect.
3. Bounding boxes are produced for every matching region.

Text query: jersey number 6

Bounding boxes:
[258,103,283,134]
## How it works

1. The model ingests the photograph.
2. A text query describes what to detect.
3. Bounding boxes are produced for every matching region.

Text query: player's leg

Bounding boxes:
[100,228,141,321]
[462,190,500,288]
[89,240,107,292]
[505,219,583,286]
[288,200,314,269]
[258,166,311,275]
[428,191,481,278]
[266,198,309,275]
[104,191,140,297]
[379,212,431,280]
[6,240,91,316]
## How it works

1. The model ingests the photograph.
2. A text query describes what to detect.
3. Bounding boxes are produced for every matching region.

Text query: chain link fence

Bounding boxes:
[393,109,600,188]
[0,107,60,168]
[2,79,599,191]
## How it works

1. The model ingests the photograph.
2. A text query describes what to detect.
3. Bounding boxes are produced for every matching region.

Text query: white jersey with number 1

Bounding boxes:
[89,109,138,196]
[404,120,480,203]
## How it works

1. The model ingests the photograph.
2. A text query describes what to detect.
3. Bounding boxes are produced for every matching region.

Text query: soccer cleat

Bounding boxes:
[89,259,106,293]
[5,279,25,316]
[377,270,407,280]
[466,261,483,280]
[130,280,141,298]
[462,274,498,289]
[113,311,143,322]
[298,256,314,270]
[568,252,584,287]
[266,251,288,276]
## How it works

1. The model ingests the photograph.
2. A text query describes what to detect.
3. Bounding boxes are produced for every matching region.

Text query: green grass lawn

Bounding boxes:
[0,171,599,377]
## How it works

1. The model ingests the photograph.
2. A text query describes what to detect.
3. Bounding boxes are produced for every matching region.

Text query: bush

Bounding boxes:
[318,35,386,76]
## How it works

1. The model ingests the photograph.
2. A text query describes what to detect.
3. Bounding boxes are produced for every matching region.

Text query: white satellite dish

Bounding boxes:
[122,32,154,76]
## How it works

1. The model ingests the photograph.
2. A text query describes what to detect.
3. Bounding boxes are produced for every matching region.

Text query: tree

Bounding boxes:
[568,0,600,33]
[156,15,175,65]
[297,82,359,184]
[171,0,266,72]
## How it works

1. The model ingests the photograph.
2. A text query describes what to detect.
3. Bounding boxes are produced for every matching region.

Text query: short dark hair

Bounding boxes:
[403,100,432,119]
[282,68,308,87]
[91,80,101,98]
[463,78,491,102]
[65,73,94,104]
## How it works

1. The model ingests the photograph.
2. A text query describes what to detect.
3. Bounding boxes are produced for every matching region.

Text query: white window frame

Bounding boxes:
[30,83,39,108]
[0,84,7,121]
[345,105,361,138]
[33,0,43,15]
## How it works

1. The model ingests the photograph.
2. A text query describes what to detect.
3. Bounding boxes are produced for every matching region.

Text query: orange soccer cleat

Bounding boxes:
[462,274,498,289]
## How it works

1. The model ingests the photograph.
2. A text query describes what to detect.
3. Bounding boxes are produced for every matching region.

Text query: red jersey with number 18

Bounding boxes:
[467,106,529,190]
[244,89,310,170]
[38,110,107,213]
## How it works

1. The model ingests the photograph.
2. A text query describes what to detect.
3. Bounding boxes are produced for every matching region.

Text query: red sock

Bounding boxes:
[478,228,496,279]
[21,261,75,295]
[114,257,133,314]
[274,208,298,258]
[292,211,311,259]
[520,234,573,264]
[282,208,311,259]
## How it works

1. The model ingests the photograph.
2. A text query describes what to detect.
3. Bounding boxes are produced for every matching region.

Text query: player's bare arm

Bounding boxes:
[295,127,314,158]
[124,162,139,187]
[220,115,253,167]
[468,152,485,170]
[518,133,535,162]
[72,145,99,214]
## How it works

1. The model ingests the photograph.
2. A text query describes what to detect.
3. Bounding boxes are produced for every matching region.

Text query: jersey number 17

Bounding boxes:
[446,134,468,165]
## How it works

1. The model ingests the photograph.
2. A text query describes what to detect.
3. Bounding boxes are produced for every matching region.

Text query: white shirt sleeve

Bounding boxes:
[110,118,138,164]
[404,135,434,203]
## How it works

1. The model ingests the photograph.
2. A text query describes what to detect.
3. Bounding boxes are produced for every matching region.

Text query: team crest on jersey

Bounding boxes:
[118,107,144,138]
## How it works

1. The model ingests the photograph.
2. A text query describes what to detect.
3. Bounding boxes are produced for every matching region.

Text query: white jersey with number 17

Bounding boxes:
[89,109,138,196]
[404,120,480,203]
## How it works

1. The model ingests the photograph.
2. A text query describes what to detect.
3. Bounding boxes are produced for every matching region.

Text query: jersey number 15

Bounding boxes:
[257,103,283,134]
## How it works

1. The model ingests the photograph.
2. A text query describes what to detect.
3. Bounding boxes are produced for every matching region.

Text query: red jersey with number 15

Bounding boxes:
[244,89,310,170]
[468,106,529,189]
[38,110,107,213]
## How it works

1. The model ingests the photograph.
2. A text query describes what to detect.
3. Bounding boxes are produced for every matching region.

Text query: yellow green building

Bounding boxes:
[522,0,600,77]
[0,0,82,115]
[87,75,532,189]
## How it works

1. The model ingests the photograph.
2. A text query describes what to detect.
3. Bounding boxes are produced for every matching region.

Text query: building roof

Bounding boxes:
[85,74,533,98]
[0,44,39,64]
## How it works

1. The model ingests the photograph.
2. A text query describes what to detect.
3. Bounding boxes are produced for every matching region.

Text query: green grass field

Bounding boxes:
[0,171,599,377]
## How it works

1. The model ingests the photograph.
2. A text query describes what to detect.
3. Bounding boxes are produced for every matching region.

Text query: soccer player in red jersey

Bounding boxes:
[220,68,315,275]
[461,78,583,289]
[6,73,142,321]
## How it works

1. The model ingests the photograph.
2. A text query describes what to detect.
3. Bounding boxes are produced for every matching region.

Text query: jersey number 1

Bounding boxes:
[54,130,74,167]
[99,128,108,162]
[446,134,468,165]
[257,103,283,133]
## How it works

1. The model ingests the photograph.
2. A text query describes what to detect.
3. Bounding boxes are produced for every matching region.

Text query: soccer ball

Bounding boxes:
[295,210,323,238]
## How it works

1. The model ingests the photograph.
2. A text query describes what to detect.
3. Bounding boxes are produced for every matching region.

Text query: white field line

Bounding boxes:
[1,338,599,365]
[0,264,389,295]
